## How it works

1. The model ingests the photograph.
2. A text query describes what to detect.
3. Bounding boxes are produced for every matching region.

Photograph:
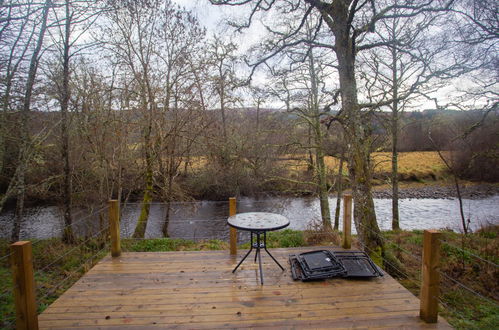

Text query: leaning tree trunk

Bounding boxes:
[162,148,176,237]
[133,145,153,238]
[162,198,171,237]
[334,156,344,230]
[307,126,314,172]
[133,113,154,238]
[316,149,332,230]
[309,52,332,230]
[453,174,468,234]
[134,170,152,239]
[334,26,384,263]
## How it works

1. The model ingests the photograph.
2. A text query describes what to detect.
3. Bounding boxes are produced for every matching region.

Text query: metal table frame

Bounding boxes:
[228,212,289,284]
[232,230,285,284]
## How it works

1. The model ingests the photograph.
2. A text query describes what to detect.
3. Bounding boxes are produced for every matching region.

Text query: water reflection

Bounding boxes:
[1,195,498,240]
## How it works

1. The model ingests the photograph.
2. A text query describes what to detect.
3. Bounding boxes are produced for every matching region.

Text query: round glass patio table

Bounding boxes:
[228,212,290,284]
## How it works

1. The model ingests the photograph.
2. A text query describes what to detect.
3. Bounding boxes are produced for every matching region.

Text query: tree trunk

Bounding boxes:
[61,0,74,243]
[11,0,52,242]
[454,174,468,234]
[162,143,176,237]
[133,47,157,238]
[334,23,384,262]
[133,129,153,238]
[307,126,314,172]
[162,198,171,237]
[334,156,344,230]
[309,51,331,230]
[391,40,400,231]
[12,160,26,242]
[317,156,332,230]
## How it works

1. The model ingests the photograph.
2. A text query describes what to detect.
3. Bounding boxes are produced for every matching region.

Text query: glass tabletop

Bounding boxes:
[227,212,290,231]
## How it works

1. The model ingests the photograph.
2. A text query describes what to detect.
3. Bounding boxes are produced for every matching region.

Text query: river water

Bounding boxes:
[1,195,498,240]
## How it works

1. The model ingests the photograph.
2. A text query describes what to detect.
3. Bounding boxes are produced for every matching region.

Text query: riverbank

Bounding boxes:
[372,181,499,199]
[2,189,498,240]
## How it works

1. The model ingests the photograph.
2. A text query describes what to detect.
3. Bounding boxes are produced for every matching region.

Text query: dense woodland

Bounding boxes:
[0,108,497,204]
[0,0,497,252]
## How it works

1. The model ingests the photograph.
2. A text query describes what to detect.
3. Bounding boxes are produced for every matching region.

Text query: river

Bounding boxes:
[1,195,498,240]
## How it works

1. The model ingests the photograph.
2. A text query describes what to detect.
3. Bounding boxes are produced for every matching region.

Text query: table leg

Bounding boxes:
[263,231,285,271]
[256,232,264,285]
[232,232,253,273]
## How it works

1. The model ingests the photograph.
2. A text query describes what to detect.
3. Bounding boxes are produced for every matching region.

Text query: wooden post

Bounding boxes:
[109,200,121,257]
[229,197,237,255]
[11,241,38,330]
[342,194,352,249]
[420,230,441,323]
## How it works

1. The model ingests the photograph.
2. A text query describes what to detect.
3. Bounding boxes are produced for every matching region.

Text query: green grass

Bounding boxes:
[440,290,499,329]
[382,228,499,329]
[0,267,14,328]
[239,229,305,249]
[122,238,228,251]
[0,237,110,328]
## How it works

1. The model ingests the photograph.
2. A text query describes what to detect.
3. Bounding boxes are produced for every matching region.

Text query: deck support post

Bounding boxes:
[109,200,121,257]
[229,197,237,255]
[11,241,39,330]
[420,229,441,323]
[342,194,352,249]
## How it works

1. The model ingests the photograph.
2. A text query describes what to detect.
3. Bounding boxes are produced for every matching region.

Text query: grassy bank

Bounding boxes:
[383,228,498,329]
[1,228,497,329]
[285,151,449,182]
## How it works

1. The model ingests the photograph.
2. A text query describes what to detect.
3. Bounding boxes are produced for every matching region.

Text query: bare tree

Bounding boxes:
[261,13,337,229]
[102,1,160,238]
[428,116,469,234]
[275,50,335,229]
[357,5,453,230]
[46,0,102,242]
[0,0,38,213]
[10,0,52,241]
[152,6,207,236]
[211,0,459,260]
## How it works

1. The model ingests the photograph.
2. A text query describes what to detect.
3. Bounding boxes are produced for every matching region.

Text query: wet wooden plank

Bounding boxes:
[39,247,451,329]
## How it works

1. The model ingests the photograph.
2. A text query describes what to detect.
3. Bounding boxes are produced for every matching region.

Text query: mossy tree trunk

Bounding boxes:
[328,6,384,261]
[308,50,332,230]
[390,15,400,231]
[161,138,176,238]
[133,73,156,239]
[334,155,344,230]
[133,142,153,238]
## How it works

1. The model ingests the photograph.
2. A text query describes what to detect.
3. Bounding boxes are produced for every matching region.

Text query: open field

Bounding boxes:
[370,151,448,180]
[284,151,447,181]
[186,151,447,181]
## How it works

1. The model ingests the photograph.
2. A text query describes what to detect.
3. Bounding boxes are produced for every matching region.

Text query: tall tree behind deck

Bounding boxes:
[211,0,458,261]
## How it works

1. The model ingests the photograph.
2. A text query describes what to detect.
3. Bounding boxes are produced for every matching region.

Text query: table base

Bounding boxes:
[232,231,285,284]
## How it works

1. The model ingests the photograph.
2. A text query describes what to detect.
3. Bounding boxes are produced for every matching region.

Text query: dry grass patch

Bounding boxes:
[372,151,447,180]
[281,151,447,182]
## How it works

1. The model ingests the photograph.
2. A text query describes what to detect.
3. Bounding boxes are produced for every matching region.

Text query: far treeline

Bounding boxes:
[1,108,497,204]
[0,0,497,260]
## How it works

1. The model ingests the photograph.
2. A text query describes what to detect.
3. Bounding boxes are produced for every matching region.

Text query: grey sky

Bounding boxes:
[170,1,493,111]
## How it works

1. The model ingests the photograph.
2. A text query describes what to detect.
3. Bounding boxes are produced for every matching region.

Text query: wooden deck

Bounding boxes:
[39,247,451,329]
